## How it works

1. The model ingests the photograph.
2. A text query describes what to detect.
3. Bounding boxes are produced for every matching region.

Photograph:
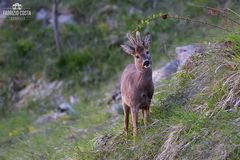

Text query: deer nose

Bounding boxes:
[143,60,150,68]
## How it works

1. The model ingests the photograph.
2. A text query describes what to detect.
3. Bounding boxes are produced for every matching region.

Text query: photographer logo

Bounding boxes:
[2,3,32,20]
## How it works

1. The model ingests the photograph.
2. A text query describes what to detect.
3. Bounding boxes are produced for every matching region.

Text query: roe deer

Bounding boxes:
[120,31,154,139]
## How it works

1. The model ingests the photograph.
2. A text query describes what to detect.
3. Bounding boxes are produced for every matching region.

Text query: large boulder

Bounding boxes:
[176,44,203,70]
[153,60,179,83]
[16,77,63,108]
[153,44,204,84]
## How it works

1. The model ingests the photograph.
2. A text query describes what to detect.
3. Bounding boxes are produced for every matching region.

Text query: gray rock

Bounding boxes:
[16,78,63,108]
[111,102,123,115]
[111,87,121,102]
[153,44,203,83]
[50,14,74,25]
[153,60,179,83]
[163,60,179,77]
[36,7,75,27]
[176,44,203,70]
[69,95,80,105]
[0,14,6,26]
[58,102,74,114]
[36,8,50,21]
[0,0,10,26]
[35,102,74,124]
[35,111,66,124]
[109,86,123,115]
[36,8,51,26]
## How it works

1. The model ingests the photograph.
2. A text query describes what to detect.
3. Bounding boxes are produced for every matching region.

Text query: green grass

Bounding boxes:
[0,0,240,159]
[0,102,111,159]
[0,112,34,143]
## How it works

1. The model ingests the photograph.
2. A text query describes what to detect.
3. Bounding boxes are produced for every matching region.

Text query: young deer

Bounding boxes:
[120,31,154,138]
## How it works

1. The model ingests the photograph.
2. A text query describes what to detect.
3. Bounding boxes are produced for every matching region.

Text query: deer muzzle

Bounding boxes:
[143,60,151,68]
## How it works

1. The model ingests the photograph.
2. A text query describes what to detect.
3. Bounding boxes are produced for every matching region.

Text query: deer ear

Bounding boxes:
[144,33,151,48]
[121,44,134,55]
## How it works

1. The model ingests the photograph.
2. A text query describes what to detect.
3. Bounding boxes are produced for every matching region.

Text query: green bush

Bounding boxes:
[46,51,93,80]
[16,39,34,57]
[57,52,92,71]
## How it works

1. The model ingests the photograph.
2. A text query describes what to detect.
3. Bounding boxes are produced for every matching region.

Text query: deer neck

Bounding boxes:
[136,68,152,84]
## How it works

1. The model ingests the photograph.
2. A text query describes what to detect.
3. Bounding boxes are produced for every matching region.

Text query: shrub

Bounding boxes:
[56,52,93,71]
[16,39,34,57]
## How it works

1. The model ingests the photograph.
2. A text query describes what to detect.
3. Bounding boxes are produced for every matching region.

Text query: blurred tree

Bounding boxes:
[52,0,64,58]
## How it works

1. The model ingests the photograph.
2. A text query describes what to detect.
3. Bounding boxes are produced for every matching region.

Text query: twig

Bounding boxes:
[168,15,231,32]
[188,3,240,26]
[133,12,234,33]
[227,8,240,19]
[188,3,224,13]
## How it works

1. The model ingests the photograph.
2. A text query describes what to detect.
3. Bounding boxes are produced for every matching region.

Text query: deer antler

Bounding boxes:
[126,31,143,48]
[127,33,137,48]
[135,31,142,46]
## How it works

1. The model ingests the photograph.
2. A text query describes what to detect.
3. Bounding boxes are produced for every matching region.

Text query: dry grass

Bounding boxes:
[178,40,240,117]
[154,124,186,160]
[218,71,240,109]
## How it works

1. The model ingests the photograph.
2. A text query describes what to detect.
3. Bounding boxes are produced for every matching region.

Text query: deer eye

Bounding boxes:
[136,56,140,59]
[146,51,149,54]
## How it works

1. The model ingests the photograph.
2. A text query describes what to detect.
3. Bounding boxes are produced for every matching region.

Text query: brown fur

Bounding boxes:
[120,31,154,139]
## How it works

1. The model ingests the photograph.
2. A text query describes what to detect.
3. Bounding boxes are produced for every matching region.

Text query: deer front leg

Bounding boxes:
[123,103,130,136]
[143,109,149,127]
[131,107,138,141]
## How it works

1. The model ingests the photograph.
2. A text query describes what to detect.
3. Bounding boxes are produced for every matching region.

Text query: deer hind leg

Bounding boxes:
[131,107,138,141]
[143,109,149,127]
[123,103,130,136]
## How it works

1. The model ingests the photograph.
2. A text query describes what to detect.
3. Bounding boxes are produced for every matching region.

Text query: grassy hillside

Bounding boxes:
[0,0,240,159]
[93,31,240,160]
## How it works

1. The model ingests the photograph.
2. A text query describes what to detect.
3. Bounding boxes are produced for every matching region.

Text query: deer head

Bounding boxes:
[121,31,152,71]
